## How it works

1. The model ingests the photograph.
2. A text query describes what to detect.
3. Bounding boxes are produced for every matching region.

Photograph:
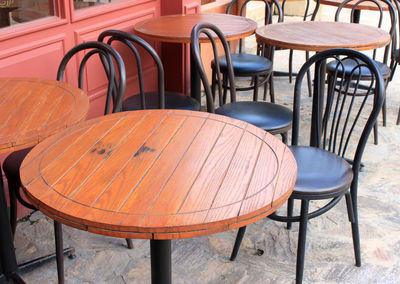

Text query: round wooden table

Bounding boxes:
[256,21,390,52]
[20,109,297,284]
[0,77,89,281]
[317,0,396,23]
[134,13,257,104]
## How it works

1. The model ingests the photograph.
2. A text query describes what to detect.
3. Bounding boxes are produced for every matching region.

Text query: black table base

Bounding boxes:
[150,240,171,284]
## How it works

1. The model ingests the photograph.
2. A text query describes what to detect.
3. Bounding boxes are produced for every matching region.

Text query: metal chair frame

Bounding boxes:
[230,48,385,284]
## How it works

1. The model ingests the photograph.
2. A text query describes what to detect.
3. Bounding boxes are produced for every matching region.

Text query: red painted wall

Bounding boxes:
[0,0,200,218]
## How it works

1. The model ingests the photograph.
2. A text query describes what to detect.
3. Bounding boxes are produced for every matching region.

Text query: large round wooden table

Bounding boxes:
[134,13,257,104]
[0,77,89,282]
[20,109,297,284]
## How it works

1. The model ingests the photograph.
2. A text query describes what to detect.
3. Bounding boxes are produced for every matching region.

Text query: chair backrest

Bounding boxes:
[293,49,384,180]
[335,0,397,64]
[98,30,165,109]
[57,41,126,115]
[190,22,236,113]
[281,0,320,21]
[226,0,283,53]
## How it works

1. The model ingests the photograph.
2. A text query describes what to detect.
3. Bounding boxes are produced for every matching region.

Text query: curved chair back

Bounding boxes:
[57,41,126,114]
[191,22,236,113]
[226,0,283,54]
[335,0,397,64]
[293,48,384,191]
[98,30,165,109]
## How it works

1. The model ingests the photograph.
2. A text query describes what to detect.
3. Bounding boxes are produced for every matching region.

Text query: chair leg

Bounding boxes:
[281,132,288,144]
[211,69,217,101]
[54,221,65,284]
[126,238,133,249]
[289,49,293,83]
[8,182,18,239]
[269,73,275,103]
[230,226,247,261]
[382,96,387,127]
[397,106,400,125]
[222,74,228,104]
[253,75,259,101]
[345,193,361,267]
[306,51,312,97]
[296,199,310,284]
[373,122,378,145]
[286,197,294,229]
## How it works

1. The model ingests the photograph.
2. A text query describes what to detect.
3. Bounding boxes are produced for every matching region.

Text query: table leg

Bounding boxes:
[0,165,19,281]
[190,46,201,105]
[150,239,171,284]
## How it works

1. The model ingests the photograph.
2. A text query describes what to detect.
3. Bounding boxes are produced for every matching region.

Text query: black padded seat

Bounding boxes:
[326,58,391,79]
[212,53,273,76]
[290,146,353,197]
[215,101,292,133]
[122,91,200,111]
[3,148,32,184]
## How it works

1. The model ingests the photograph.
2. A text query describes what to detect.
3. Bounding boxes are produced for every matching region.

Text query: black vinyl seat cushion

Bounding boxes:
[122,91,200,111]
[290,146,353,197]
[326,58,391,79]
[3,147,33,184]
[215,101,292,133]
[212,53,273,76]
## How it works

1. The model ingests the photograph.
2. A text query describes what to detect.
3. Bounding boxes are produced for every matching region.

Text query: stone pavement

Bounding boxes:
[13,5,400,284]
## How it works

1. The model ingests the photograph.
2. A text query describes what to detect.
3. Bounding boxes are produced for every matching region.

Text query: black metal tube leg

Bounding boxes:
[54,221,64,284]
[286,197,294,229]
[126,239,133,249]
[150,240,171,284]
[348,194,361,267]
[8,183,17,238]
[289,49,293,83]
[230,226,247,261]
[190,46,201,104]
[373,122,378,145]
[296,199,310,284]
[397,106,400,125]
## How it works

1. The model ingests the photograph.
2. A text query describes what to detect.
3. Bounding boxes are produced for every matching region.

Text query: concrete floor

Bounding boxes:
[13,6,400,284]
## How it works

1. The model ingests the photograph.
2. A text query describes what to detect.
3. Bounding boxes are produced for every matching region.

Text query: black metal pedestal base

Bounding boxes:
[150,240,171,284]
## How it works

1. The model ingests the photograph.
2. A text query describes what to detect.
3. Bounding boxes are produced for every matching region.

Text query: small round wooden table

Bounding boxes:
[134,13,257,104]
[0,77,89,281]
[20,109,297,284]
[256,21,390,52]
[318,0,396,22]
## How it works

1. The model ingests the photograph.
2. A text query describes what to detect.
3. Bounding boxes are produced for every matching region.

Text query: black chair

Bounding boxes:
[217,0,283,103]
[191,22,292,141]
[4,41,127,283]
[229,49,385,284]
[329,0,397,143]
[98,29,200,111]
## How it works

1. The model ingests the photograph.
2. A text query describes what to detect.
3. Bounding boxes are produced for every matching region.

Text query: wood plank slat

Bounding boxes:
[21,110,297,239]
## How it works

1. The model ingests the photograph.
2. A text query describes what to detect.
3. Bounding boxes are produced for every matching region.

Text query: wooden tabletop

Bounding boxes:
[318,0,396,11]
[0,78,89,154]
[133,13,257,43]
[20,110,297,240]
[256,21,390,51]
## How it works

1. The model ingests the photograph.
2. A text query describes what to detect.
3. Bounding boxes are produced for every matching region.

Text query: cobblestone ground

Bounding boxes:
[14,5,400,284]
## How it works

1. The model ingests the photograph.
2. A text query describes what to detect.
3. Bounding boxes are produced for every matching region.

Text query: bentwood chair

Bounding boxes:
[191,22,292,142]
[4,41,126,283]
[217,0,283,103]
[98,30,200,111]
[230,49,384,284]
[330,0,397,143]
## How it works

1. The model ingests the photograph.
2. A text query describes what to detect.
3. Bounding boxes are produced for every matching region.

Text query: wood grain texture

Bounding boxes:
[0,78,89,154]
[318,0,396,11]
[256,21,390,51]
[133,13,257,43]
[21,110,297,240]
